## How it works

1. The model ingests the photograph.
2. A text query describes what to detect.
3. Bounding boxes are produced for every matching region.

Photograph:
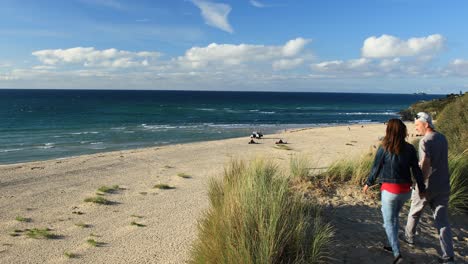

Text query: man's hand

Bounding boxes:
[362,184,369,194]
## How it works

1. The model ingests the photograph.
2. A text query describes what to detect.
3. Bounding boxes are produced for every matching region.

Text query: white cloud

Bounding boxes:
[362,34,445,58]
[250,0,265,8]
[176,38,310,69]
[32,47,160,68]
[191,0,233,33]
[272,58,304,70]
[282,38,310,57]
[447,59,468,76]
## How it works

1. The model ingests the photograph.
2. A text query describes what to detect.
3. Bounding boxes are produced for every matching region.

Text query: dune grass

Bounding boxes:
[26,228,58,239]
[190,159,333,264]
[177,172,191,178]
[153,183,175,189]
[87,238,104,247]
[64,252,78,258]
[448,151,468,214]
[130,221,146,227]
[15,216,31,222]
[318,150,375,187]
[84,196,112,205]
[97,185,120,194]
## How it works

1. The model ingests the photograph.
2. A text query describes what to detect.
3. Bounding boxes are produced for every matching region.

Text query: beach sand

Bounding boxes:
[1,123,466,263]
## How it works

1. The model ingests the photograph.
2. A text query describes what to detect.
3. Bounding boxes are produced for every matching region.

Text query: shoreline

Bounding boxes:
[0,123,394,263]
[0,121,387,167]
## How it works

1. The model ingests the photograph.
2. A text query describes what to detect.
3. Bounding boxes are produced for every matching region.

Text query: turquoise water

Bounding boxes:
[0,89,443,164]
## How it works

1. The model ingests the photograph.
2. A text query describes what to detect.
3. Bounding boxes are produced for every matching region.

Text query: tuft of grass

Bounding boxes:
[97,185,120,194]
[289,155,310,179]
[15,216,31,222]
[448,151,468,214]
[26,228,58,239]
[319,150,375,187]
[274,144,293,151]
[130,221,146,227]
[153,184,174,190]
[86,238,103,247]
[84,196,112,205]
[75,222,91,228]
[130,214,144,218]
[64,251,78,258]
[190,159,334,264]
[177,172,191,178]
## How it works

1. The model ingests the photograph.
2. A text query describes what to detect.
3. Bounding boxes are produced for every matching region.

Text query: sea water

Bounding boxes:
[0,89,443,164]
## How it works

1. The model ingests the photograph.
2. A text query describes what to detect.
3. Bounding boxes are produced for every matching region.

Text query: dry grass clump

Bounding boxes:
[84,196,112,205]
[153,184,175,189]
[97,185,120,194]
[190,159,333,264]
[15,216,31,222]
[26,228,59,239]
[177,172,191,178]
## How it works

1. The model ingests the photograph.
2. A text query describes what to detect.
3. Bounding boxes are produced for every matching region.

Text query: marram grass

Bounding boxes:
[448,151,468,214]
[190,159,333,264]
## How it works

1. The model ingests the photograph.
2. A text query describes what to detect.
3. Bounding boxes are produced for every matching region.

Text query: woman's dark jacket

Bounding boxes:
[366,143,426,192]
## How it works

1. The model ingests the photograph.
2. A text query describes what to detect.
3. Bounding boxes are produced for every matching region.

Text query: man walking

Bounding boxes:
[405,112,455,263]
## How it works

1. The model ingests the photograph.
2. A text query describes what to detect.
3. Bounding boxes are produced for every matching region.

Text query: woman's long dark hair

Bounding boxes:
[382,119,407,154]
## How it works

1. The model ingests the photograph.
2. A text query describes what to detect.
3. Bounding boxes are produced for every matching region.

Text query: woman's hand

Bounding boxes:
[362,184,369,194]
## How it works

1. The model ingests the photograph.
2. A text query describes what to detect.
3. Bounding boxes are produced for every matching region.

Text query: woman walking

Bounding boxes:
[363,119,426,263]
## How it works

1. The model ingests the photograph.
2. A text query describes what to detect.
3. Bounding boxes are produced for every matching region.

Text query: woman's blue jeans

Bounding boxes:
[381,190,411,257]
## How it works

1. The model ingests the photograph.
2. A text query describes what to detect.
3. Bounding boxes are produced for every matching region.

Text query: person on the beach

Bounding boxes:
[363,119,426,264]
[404,112,455,264]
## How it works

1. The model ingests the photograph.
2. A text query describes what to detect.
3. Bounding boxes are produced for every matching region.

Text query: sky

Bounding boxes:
[1,0,467,94]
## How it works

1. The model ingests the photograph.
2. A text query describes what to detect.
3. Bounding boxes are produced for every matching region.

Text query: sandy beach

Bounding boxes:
[1,123,466,264]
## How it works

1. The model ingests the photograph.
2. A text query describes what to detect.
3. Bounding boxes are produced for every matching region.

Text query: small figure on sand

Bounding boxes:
[251,131,263,139]
[348,126,350,131]
[248,139,258,144]
[275,139,287,144]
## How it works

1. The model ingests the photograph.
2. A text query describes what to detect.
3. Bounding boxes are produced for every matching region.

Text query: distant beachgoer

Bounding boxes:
[275,139,286,144]
[363,119,426,263]
[404,112,455,264]
[348,126,350,131]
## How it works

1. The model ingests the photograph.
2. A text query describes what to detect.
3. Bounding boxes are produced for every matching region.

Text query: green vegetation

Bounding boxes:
[177,172,191,178]
[64,252,78,258]
[399,93,464,120]
[448,152,468,213]
[130,214,144,218]
[437,93,467,154]
[26,228,58,239]
[190,160,333,264]
[130,221,146,227]
[15,216,31,222]
[290,155,311,179]
[153,184,175,190]
[84,196,112,205]
[87,239,98,246]
[97,185,120,194]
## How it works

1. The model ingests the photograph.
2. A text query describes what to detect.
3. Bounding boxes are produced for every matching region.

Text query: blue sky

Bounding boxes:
[1,0,467,93]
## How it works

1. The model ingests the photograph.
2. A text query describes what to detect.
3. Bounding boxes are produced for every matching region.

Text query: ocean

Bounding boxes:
[0,89,443,165]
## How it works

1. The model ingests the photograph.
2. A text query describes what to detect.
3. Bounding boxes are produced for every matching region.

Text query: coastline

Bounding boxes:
[0,123,392,263]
